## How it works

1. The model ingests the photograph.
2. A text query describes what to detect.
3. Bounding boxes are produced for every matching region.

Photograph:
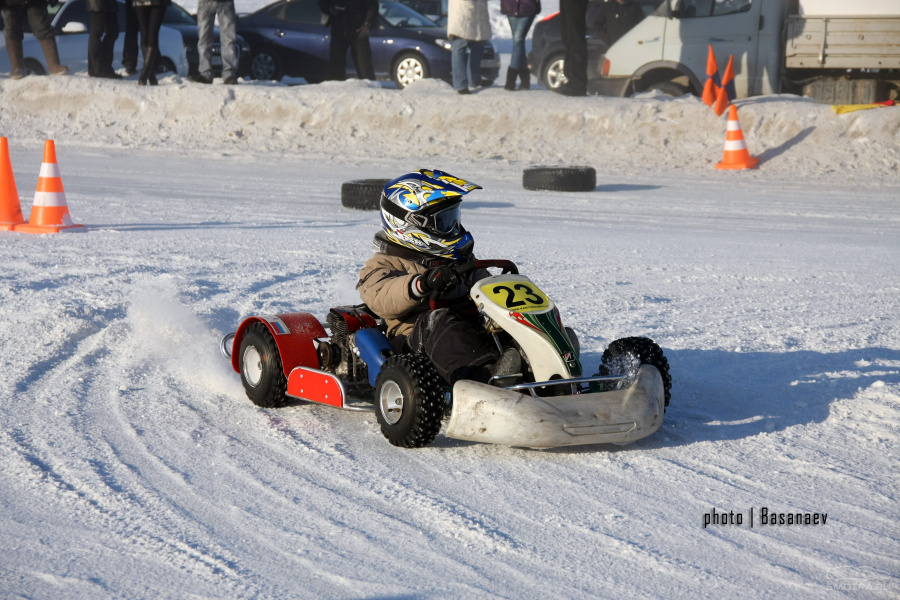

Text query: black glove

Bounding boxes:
[419,266,459,298]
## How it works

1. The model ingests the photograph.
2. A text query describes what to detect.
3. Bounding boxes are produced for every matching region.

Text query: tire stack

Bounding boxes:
[341,179,392,210]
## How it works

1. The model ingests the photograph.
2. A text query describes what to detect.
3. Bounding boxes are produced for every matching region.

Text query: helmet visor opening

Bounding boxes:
[432,204,461,234]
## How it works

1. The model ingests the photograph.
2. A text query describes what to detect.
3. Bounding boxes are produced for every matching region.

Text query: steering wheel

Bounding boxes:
[429,259,518,306]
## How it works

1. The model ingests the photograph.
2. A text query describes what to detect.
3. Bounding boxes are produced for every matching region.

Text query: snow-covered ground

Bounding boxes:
[1,44,899,600]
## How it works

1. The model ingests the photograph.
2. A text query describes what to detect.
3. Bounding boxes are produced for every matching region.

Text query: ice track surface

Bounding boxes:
[0,146,898,599]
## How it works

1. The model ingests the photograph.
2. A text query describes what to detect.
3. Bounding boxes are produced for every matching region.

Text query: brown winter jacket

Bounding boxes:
[356,248,489,338]
[357,253,429,337]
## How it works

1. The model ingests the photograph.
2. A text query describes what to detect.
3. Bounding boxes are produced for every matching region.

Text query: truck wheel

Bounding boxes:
[599,337,672,408]
[374,354,444,448]
[341,178,391,210]
[239,322,289,408]
[523,166,596,192]
[643,81,688,97]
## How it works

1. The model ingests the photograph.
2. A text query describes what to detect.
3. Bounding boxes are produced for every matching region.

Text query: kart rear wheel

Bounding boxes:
[599,337,672,408]
[374,354,444,448]
[239,322,289,408]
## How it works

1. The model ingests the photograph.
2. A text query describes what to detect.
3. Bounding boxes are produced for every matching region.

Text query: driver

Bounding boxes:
[356,169,520,385]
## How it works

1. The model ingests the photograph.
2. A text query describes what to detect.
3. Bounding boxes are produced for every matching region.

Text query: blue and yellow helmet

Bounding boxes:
[380,169,481,260]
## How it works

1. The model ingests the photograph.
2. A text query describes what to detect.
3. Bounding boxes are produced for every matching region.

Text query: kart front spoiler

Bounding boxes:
[445,365,665,448]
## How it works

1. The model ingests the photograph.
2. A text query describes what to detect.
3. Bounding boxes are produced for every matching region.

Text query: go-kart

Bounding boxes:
[221,260,672,449]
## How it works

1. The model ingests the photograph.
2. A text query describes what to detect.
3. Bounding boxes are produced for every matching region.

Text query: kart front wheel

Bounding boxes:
[599,337,672,409]
[239,322,289,408]
[374,354,444,448]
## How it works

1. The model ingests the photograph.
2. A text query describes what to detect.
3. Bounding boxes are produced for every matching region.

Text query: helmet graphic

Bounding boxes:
[380,169,481,260]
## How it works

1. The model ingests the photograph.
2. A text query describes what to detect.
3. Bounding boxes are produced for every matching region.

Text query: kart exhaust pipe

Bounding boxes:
[445,365,665,449]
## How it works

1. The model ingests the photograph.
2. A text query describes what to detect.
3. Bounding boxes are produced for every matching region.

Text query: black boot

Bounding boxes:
[138,46,158,86]
[504,66,517,91]
[518,68,531,91]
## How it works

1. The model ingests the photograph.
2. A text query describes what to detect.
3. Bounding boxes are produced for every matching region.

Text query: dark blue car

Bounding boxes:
[237,0,499,87]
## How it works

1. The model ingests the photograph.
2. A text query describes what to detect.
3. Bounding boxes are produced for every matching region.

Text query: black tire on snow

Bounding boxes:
[522,166,597,192]
[374,354,444,448]
[341,179,391,210]
[599,337,672,409]
[238,322,289,408]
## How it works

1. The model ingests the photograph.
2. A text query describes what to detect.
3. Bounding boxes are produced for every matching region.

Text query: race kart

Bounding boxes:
[221,260,672,449]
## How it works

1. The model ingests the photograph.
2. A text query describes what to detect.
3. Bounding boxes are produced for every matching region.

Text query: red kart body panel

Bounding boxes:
[231,312,326,377]
[287,367,345,408]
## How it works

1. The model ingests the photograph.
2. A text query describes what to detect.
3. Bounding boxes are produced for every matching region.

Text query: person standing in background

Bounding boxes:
[592,0,644,46]
[88,0,121,78]
[556,0,587,96]
[447,0,492,95]
[132,0,168,85]
[192,0,239,84]
[121,0,140,75]
[319,0,378,81]
[2,0,69,78]
[500,0,540,91]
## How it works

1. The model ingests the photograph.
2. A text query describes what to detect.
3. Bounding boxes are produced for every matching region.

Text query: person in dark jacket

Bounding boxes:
[132,0,168,85]
[88,0,120,78]
[318,0,378,81]
[591,0,644,46]
[556,0,587,96]
[500,0,540,91]
[2,0,69,79]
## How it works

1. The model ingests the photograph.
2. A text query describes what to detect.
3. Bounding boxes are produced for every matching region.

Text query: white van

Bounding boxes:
[593,0,900,103]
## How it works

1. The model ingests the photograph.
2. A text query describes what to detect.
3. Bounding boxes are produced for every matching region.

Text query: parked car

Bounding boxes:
[528,0,662,91]
[159,2,252,78]
[399,0,446,24]
[236,0,499,88]
[0,0,188,77]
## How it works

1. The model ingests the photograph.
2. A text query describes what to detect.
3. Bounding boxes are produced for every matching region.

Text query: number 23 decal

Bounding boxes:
[491,283,546,309]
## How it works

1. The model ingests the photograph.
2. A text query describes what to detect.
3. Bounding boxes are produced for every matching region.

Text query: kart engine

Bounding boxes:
[316,307,379,393]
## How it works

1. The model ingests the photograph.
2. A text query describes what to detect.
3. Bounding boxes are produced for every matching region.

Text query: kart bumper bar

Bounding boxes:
[446,365,665,448]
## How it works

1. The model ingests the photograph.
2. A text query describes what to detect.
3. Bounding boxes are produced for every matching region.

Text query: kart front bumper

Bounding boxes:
[445,365,665,448]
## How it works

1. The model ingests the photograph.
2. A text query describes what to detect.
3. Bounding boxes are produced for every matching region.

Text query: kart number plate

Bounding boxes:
[481,280,549,313]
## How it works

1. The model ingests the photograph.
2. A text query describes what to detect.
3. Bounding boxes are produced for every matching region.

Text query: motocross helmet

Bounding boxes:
[380,169,481,260]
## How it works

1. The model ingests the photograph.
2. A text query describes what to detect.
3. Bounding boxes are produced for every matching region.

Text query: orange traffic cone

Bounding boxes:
[15,140,85,234]
[0,137,26,231]
[715,105,759,170]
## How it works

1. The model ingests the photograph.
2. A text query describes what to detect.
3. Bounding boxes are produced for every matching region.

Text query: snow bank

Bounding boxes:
[2,75,898,183]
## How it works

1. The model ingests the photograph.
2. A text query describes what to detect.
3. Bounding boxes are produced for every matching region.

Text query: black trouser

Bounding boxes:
[135,5,165,59]
[89,11,119,76]
[1,2,55,41]
[560,0,588,93]
[406,308,498,385]
[328,26,375,81]
[122,0,139,71]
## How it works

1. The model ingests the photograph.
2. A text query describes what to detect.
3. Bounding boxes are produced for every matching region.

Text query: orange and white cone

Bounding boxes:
[0,137,26,232]
[15,140,85,234]
[715,105,759,170]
